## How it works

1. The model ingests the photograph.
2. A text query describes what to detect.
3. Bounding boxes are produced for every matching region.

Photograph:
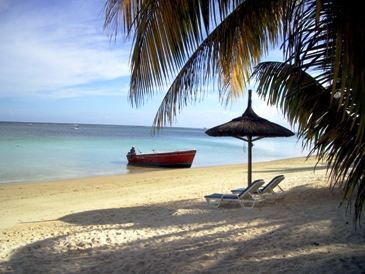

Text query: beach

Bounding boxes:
[0,157,364,273]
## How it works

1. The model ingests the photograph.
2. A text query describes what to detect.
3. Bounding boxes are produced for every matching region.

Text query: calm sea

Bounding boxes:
[0,122,309,185]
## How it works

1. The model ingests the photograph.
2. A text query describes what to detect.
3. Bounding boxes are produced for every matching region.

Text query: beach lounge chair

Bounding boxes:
[204,179,265,210]
[231,175,286,203]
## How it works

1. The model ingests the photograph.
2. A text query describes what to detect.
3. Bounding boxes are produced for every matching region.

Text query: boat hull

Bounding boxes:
[126,150,196,168]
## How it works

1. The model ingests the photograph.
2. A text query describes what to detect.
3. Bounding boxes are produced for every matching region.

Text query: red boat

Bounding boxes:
[126,149,197,168]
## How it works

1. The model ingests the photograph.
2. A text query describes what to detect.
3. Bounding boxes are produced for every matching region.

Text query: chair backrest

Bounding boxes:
[238,179,265,198]
[261,175,285,193]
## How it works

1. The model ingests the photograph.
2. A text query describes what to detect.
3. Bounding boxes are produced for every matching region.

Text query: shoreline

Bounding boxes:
[0,155,307,187]
[1,156,365,273]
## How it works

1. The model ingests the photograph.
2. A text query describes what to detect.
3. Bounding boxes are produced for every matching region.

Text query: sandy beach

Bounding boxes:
[0,157,364,273]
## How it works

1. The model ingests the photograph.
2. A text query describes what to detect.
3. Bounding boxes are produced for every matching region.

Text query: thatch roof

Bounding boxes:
[205,90,294,138]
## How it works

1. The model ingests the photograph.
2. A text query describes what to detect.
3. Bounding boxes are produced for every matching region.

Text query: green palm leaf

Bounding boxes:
[104,0,284,115]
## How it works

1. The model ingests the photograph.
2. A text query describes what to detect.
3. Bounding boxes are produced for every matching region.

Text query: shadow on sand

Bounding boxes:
[1,185,365,273]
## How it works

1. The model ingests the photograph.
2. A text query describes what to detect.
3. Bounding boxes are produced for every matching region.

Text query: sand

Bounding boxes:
[0,157,364,273]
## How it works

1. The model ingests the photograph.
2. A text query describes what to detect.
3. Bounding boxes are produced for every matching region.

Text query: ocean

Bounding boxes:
[0,122,309,185]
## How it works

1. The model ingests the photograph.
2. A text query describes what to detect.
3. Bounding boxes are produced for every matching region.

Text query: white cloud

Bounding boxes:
[0,0,131,98]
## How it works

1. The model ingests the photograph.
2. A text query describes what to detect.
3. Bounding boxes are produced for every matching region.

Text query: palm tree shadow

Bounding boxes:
[253,164,328,175]
[2,186,365,273]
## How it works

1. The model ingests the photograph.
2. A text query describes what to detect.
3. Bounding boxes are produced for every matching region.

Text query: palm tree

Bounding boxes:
[103,0,284,124]
[103,0,365,223]
[251,0,365,224]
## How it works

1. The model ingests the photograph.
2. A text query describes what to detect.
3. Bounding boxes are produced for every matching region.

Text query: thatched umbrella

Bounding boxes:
[205,90,294,187]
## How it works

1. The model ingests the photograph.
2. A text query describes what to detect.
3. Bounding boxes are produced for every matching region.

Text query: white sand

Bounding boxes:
[0,157,364,273]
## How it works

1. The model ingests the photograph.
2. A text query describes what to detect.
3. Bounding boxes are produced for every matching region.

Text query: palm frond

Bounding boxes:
[104,0,284,123]
[252,59,365,224]
[150,0,284,129]
[278,0,365,223]
[283,0,365,139]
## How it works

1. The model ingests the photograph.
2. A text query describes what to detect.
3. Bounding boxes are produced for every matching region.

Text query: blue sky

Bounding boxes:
[0,0,292,129]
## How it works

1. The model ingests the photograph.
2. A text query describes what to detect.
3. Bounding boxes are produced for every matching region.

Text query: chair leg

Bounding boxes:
[239,200,255,209]
[206,198,222,208]
[263,194,276,203]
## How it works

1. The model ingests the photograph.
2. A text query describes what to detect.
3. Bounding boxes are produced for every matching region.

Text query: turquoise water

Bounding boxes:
[0,122,309,185]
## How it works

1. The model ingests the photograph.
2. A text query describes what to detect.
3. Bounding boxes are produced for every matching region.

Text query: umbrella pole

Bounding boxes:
[247,135,252,187]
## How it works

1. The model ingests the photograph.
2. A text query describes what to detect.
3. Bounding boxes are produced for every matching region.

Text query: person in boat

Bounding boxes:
[128,146,136,155]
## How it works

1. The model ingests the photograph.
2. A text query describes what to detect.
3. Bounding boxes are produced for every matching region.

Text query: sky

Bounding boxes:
[0,0,293,130]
